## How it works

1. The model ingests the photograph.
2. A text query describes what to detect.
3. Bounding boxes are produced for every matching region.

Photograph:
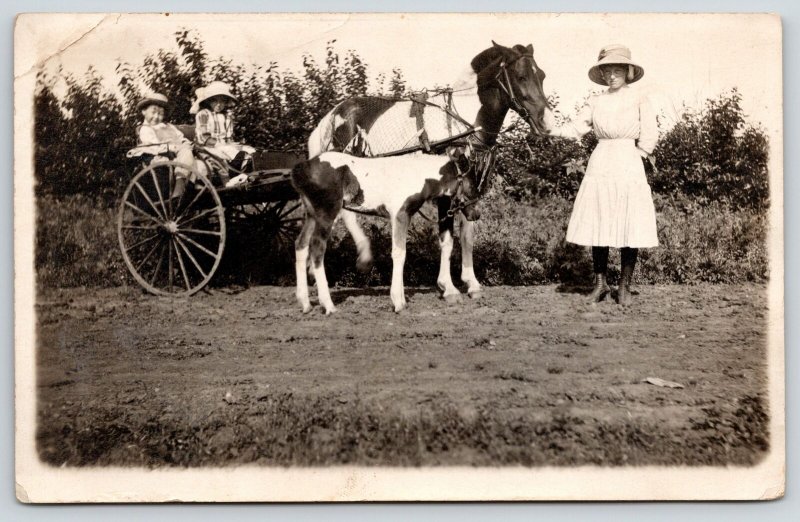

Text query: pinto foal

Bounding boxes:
[291,149,479,314]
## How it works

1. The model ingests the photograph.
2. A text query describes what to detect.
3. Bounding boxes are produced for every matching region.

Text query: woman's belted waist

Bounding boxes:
[597,138,636,145]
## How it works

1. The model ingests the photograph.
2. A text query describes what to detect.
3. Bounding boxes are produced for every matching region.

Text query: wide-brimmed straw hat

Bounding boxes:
[588,44,644,86]
[190,81,238,114]
[136,93,169,112]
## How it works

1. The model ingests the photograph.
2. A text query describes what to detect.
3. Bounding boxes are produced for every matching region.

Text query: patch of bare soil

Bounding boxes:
[35,283,769,466]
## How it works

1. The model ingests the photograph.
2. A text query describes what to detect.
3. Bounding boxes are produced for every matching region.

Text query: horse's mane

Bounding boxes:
[470,43,532,74]
[470,43,534,89]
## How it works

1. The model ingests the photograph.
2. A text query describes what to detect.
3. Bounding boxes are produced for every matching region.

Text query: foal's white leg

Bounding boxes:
[312,261,336,315]
[341,210,372,271]
[309,214,337,315]
[437,229,462,304]
[459,214,482,298]
[294,219,314,313]
[390,212,409,312]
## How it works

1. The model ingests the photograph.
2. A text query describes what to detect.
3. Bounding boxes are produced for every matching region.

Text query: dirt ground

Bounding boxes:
[35,283,770,467]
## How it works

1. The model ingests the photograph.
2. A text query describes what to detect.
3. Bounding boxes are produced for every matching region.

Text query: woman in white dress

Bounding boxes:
[549,44,658,306]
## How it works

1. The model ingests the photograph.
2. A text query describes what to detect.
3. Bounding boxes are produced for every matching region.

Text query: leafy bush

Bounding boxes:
[495,94,596,202]
[651,89,769,211]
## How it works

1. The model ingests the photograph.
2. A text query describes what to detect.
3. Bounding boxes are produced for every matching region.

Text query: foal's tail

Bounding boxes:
[340,210,373,273]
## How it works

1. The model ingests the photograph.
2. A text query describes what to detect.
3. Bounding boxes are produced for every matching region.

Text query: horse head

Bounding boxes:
[471,41,551,135]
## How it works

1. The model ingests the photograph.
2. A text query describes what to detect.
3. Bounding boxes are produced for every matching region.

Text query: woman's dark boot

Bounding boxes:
[618,248,638,306]
[587,246,610,304]
[586,272,611,303]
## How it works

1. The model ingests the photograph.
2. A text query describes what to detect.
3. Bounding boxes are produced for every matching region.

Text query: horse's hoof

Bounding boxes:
[323,306,337,315]
[444,293,462,304]
[467,289,483,300]
[301,304,312,314]
[393,301,407,313]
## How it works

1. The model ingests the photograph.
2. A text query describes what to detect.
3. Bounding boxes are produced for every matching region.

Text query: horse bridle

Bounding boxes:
[479,51,544,134]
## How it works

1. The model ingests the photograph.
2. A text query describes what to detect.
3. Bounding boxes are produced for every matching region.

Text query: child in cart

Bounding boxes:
[191,81,256,187]
[129,93,199,198]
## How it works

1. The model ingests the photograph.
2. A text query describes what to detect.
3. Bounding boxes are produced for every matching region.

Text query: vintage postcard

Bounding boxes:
[14,12,784,502]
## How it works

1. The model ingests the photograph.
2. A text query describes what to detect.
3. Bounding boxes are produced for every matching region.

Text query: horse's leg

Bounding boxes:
[294,210,315,313]
[340,209,372,272]
[458,212,483,298]
[436,198,462,304]
[390,211,410,312]
[309,211,337,315]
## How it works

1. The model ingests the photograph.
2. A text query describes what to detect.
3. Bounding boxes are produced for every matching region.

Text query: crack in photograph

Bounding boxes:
[14,12,784,502]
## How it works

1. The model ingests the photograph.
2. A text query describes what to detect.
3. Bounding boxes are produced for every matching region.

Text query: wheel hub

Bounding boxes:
[164,221,179,234]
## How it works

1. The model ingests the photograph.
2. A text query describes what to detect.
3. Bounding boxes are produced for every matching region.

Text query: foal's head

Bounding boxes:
[444,145,484,221]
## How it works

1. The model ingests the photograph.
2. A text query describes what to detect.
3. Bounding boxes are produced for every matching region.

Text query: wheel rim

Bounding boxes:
[117,162,226,296]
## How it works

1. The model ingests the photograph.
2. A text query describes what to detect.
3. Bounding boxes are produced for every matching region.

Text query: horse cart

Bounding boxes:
[117,125,305,297]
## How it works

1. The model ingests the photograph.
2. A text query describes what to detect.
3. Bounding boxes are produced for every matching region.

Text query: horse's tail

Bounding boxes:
[308,103,342,159]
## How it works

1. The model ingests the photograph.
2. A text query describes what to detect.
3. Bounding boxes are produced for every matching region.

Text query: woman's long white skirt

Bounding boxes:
[566,138,659,248]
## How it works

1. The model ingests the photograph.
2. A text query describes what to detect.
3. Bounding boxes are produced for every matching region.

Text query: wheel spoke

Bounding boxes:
[267,200,288,218]
[174,235,208,280]
[150,168,168,220]
[123,224,159,231]
[178,206,220,227]
[181,227,222,237]
[175,184,208,222]
[134,180,166,221]
[167,165,176,217]
[149,242,167,286]
[168,237,174,291]
[278,202,301,219]
[172,237,192,291]
[125,231,160,252]
[135,237,164,273]
[177,231,220,259]
[125,201,164,225]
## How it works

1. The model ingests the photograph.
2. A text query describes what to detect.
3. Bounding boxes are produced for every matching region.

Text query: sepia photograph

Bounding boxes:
[14,11,784,502]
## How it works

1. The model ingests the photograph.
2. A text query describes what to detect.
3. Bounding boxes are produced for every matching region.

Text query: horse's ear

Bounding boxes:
[526,44,534,54]
[492,40,501,47]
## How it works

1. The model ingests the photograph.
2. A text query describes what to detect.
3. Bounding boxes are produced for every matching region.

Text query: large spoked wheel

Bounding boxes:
[117,161,226,296]
[227,199,303,248]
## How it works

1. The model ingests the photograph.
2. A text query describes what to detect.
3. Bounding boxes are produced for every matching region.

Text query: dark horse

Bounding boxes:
[303,41,551,306]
